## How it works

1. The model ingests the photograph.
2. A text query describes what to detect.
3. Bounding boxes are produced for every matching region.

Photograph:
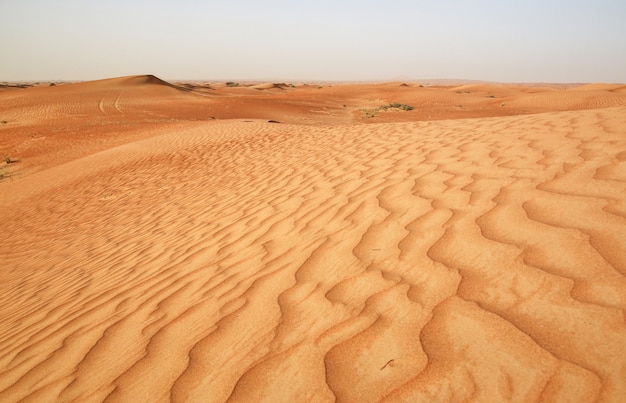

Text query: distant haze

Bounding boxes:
[2,0,625,83]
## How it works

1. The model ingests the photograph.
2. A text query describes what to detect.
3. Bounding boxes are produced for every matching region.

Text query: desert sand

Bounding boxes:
[1,75,625,402]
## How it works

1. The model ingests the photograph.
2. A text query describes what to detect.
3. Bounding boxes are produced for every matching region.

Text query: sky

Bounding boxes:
[1,0,625,83]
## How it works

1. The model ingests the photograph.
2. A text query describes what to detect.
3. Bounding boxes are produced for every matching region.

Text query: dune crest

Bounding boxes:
[250,83,291,90]
[115,74,194,92]
[1,77,625,401]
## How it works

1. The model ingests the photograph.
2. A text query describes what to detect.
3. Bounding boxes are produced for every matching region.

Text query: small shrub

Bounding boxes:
[360,103,415,118]
[360,108,376,119]
[225,82,239,87]
[381,103,414,111]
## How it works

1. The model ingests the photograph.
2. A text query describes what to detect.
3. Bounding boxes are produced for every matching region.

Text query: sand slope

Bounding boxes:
[1,77,626,402]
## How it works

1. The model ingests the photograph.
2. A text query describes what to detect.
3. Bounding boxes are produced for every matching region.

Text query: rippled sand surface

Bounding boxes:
[1,77,625,402]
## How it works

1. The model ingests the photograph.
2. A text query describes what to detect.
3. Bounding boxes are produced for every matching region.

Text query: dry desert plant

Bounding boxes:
[361,102,415,118]
[378,102,415,111]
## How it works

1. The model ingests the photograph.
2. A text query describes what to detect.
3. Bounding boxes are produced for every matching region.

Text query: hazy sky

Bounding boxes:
[2,0,625,82]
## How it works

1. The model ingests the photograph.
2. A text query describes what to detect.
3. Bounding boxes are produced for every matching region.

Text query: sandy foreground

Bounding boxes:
[1,76,625,402]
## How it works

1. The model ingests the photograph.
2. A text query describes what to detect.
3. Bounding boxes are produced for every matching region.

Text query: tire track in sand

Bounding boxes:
[97,90,125,115]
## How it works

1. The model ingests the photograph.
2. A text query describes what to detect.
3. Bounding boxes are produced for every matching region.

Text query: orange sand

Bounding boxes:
[1,76,625,402]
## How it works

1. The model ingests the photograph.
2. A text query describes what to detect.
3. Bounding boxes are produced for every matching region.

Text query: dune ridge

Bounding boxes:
[1,78,626,402]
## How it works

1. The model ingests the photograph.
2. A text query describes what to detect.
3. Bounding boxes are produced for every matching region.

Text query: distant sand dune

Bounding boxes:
[1,78,625,401]
[569,83,626,92]
[250,83,291,90]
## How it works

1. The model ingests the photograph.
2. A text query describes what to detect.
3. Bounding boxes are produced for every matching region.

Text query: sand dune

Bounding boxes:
[250,83,291,90]
[569,83,626,92]
[1,76,626,402]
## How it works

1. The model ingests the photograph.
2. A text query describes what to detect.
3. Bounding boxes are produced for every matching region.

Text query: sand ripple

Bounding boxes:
[1,102,625,401]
